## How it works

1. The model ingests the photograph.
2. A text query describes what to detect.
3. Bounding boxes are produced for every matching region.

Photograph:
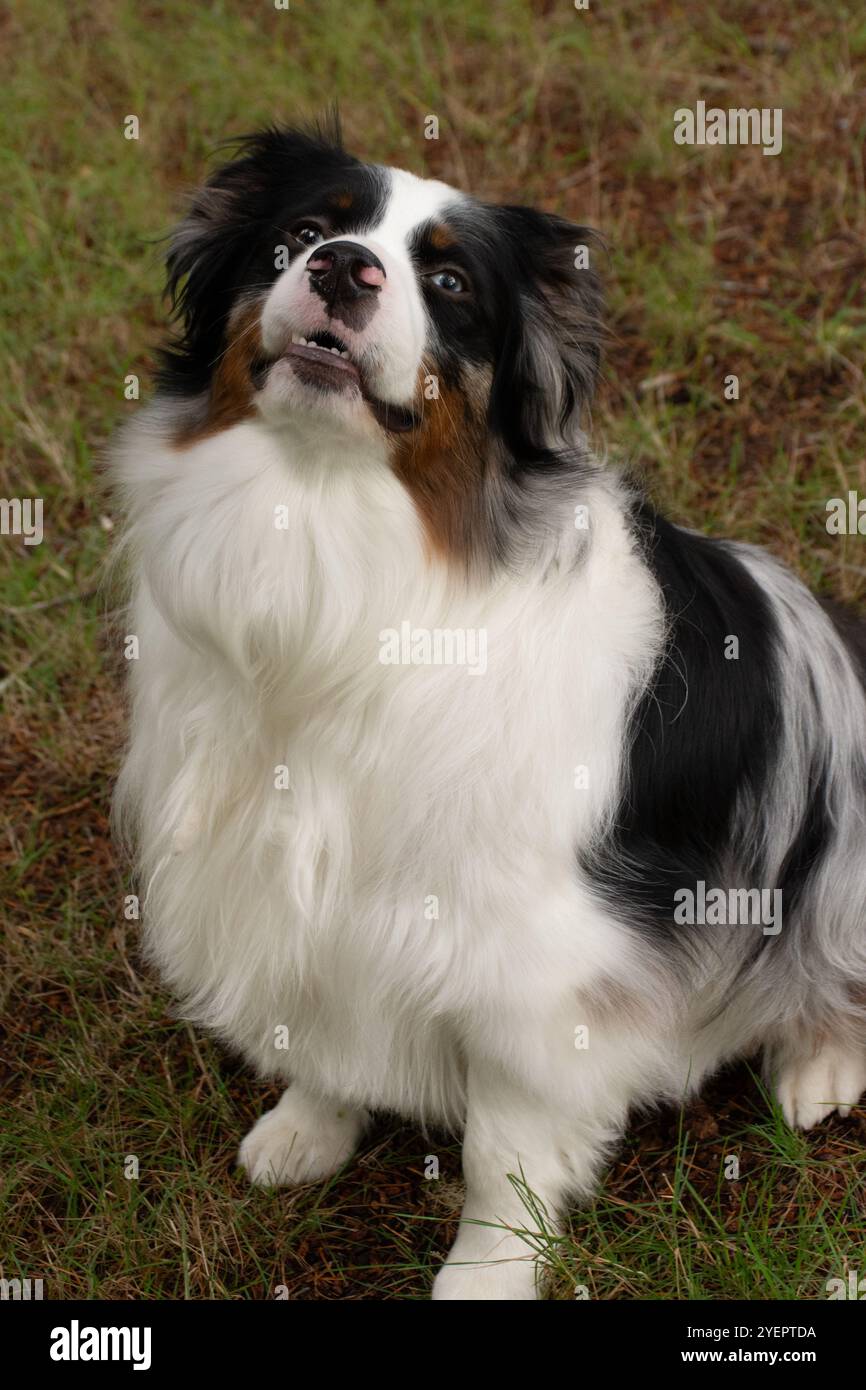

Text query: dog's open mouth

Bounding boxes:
[252,330,417,433]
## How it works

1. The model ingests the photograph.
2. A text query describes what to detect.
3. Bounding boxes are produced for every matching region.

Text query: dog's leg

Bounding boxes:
[239,1083,367,1186]
[772,1037,866,1130]
[432,1061,608,1301]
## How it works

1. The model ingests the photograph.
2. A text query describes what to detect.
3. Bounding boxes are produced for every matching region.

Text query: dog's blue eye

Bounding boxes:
[294,225,324,247]
[428,269,467,295]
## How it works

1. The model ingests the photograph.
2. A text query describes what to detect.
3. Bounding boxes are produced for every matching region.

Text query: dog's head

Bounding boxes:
[161,117,604,564]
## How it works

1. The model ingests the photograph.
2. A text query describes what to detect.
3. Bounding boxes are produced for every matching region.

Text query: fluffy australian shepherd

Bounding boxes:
[112,119,866,1300]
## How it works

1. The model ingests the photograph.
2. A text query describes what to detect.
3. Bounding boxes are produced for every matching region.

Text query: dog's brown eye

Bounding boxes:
[293,224,324,247]
[427,268,468,295]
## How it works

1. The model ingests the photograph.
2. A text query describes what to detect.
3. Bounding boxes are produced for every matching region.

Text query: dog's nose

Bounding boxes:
[306,241,386,308]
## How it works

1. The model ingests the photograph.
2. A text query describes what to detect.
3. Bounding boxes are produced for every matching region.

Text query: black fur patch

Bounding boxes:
[582,502,785,940]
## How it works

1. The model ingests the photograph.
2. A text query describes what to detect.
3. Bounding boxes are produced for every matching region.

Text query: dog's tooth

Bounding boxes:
[297,336,307,346]
[340,351,350,359]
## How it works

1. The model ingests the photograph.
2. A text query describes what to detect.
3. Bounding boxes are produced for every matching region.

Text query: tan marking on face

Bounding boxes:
[333,190,353,209]
[389,358,493,562]
[173,301,263,448]
[429,223,456,251]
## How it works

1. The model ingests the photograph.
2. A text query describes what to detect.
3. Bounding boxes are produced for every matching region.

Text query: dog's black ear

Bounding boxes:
[489,206,605,465]
[159,116,345,390]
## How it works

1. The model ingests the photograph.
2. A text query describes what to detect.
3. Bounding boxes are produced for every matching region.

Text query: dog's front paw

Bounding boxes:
[776,1043,866,1130]
[238,1086,365,1187]
[432,1241,540,1301]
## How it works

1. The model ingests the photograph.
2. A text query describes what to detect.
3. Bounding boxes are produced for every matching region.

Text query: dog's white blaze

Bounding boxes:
[371,166,461,245]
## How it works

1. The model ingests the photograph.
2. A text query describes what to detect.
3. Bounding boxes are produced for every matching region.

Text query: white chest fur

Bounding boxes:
[114,417,663,1121]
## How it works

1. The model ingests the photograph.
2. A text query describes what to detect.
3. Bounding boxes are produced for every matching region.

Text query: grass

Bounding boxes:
[2,0,865,1299]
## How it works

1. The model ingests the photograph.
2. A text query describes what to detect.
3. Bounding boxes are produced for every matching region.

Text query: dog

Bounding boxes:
[111,118,866,1300]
